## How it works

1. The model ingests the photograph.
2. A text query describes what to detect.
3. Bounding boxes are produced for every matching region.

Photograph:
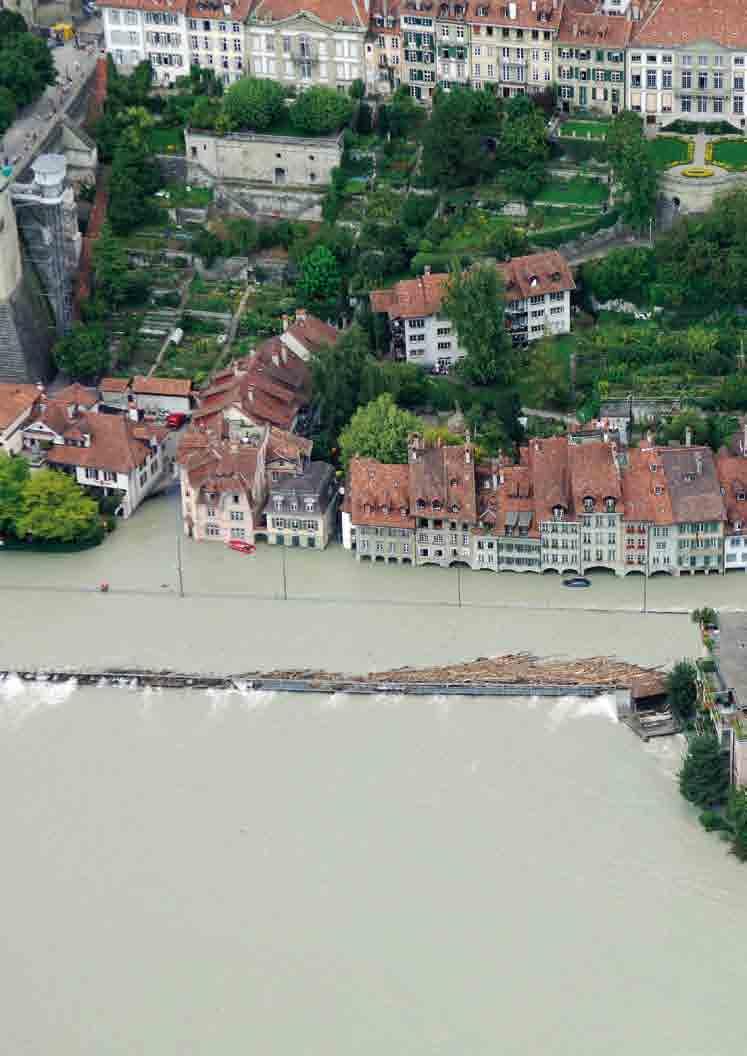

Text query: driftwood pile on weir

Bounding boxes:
[248,653,667,693]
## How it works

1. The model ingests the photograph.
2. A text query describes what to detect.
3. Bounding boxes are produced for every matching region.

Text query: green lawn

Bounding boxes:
[559,120,610,140]
[157,185,214,208]
[712,139,747,170]
[649,136,691,169]
[534,177,608,207]
[146,125,185,154]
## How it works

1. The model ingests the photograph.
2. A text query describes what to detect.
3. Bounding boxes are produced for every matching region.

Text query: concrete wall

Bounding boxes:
[185,130,342,188]
[0,177,23,302]
[659,170,747,216]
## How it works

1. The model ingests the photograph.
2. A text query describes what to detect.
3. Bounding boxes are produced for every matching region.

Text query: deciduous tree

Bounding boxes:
[666,659,698,725]
[14,470,102,544]
[0,452,29,536]
[443,263,517,386]
[290,85,352,134]
[221,77,285,131]
[296,245,342,318]
[53,324,109,381]
[339,393,421,469]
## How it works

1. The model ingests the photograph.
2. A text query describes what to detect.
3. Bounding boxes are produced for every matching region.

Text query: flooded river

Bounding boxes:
[2,494,746,1052]
[2,679,747,1055]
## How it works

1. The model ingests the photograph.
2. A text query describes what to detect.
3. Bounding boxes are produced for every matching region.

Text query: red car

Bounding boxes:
[166,412,187,429]
[228,540,256,555]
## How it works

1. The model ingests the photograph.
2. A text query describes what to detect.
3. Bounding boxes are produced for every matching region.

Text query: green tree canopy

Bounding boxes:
[726,789,747,861]
[679,732,729,809]
[0,85,17,136]
[443,263,516,386]
[53,324,109,381]
[221,77,286,131]
[581,246,657,307]
[310,325,378,457]
[666,659,698,725]
[92,229,133,308]
[108,137,160,234]
[380,86,422,139]
[500,94,549,171]
[339,393,421,469]
[607,110,657,230]
[0,452,30,536]
[421,88,489,189]
[296,245,341,318]
[0,25,56,109]
[290,85,353,134]
[14,470,102,544]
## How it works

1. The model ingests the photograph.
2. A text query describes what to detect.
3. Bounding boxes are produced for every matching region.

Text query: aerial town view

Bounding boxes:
[3,0,747,1051]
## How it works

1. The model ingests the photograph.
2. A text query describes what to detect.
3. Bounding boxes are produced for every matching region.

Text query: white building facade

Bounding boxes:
[100,0,190,84]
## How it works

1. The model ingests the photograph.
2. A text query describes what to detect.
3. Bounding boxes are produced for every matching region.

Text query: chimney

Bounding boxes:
[695,453,703,476]
[295,307,307,325]
[280,346,288,364]
[685,426,692,447]
[282,313,289,332]
[272,351,280,367]
[424,264,431,276]
[247,389,254,402]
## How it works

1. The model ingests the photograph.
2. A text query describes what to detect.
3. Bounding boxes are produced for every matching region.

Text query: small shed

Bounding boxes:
[132,377,192,417]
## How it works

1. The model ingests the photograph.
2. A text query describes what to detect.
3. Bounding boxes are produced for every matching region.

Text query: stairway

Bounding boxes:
[0,302,31,382]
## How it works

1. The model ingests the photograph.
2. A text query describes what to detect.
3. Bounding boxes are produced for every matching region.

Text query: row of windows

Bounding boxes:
[189,36,242,52]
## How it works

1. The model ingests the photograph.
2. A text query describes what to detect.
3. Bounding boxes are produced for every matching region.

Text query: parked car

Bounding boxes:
[563,576,591,589]
[166,412,187,429]
[228,540,256,555]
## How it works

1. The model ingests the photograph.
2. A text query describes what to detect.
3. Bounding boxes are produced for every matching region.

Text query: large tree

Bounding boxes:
[500,94,550,171]
[666,659,698,725]
[0,85,17,137]
[310,325,377,456]
[679,733,729,809]
[0,25,56,109]
[421,88,488,189]
[108,137,160,234]
[290,85,352,134]
[221,77,285,131]
[726,789,747,861]
[443,263,516,386]
[0,452,29,536]
[607,110,658,230]
[14,470,102,544]
[296,245,342,318]
[339,393,421,469]
[53,324,109,381]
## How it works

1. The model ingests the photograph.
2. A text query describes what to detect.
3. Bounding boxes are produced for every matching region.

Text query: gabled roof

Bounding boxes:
[100,377,131,393]
[0,383,40,433]
[181,437,266,501]
[282,312,339,358]
[408,436,477,523]
[44,411,162,474]
[349,458,415,529]
[133,376,192,398]
[54,383,97,407]
[658,446,725,524]
[632,0,747,50]
[187,0,253,19]
[568,440,621,510]
[716,453,747,530]
[558,8,632,49]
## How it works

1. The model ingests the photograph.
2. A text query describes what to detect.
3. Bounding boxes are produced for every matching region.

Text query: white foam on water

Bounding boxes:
[643,731,687,782]
[319,692,348,711]
[546,692,619,730]
[236,687,275,712]
[0,674,77,728]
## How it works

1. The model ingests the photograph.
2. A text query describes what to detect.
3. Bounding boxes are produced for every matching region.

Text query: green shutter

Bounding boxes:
[604,69,612,82]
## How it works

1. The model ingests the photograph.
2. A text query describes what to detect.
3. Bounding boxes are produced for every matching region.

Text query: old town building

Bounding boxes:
[555,3,630,115]
[366,0,403,96]
[627,0,747,129]
[186,0,250,85]
[100,0,191,84]
[262,459,338,548]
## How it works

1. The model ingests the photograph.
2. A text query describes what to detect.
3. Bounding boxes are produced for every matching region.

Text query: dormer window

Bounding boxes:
[477,4,488,14]
[451,503,460,513]
[605,498,616,513]
[736,521,743,531]
[381,504,390,515]
[552,505,564,521]
[583,497,594,512]
[432,499,442,512]
[449,477,458,487]
[650,464,657,472]
[738,492,746,502]
[400,506,407,517]
[654,486,663,496]
[416,498,426,510]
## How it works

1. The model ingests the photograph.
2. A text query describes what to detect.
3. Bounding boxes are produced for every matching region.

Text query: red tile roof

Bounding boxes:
[568,440,621,512]
[371,252,574,320]
[633,0,747,50]
[558,8,632,48]
[248,0,367,29]
[716,453,747,530]
[283,312,339,357]
[408,435,478,523]
[187,0,253,19]
[54,383,97,407]
[133,376,193,398]
[466,0,562,30]
[349,458,415,529]
[45,412,162,474]
[622,447,673,525]
[100,377,131,393]
[100,0,188,10]
[181,437,265,504]
[0,383,41,433]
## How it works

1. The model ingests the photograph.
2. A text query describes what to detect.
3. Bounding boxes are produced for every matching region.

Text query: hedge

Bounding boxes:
[663,119,743,135]
[554,138,608,164]
[530,207,620,248]
[411,252,472,275]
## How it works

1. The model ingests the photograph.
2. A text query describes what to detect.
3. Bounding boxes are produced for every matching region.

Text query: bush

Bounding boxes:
[290,86,353,135]
[554,137,608,164]
[699,809,730,832]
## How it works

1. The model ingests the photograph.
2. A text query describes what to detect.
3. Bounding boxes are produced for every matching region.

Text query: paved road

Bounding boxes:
[1,26,102,173]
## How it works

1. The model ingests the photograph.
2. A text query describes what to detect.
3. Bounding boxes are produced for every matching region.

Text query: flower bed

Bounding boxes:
[681,167,715,178]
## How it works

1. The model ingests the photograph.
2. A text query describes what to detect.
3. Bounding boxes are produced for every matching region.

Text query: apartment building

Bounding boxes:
[555,4,630,115]
[370,251,574,369]
[263,460,338,548]
[627,0,747,128]
[409,433,477,566]
[467,0,560,98]
[366,1,402,97]
[246,0,367,91]
[400,2,437,100]
[186,0,249,85]
[345,432,735,577]
[435,3,472,92]
[345,458,416,562]
[100,0,190,83]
